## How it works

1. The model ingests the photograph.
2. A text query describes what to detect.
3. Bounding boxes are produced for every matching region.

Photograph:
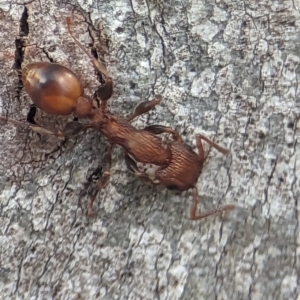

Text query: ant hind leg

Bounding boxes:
[190,187,235,221]
[0,115,61,136]
[195,134,230,156]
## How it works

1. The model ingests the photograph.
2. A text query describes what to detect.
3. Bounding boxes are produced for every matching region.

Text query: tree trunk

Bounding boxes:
[0,1,299,299]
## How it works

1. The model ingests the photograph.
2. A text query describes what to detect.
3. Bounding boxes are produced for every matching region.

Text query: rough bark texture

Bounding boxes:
[0,0,299,299]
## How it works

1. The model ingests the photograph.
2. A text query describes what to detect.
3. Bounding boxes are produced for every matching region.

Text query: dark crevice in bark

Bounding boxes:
[41,48,55,63]
[85,22,109,108]
[86,23,106,86]
[14,6,29,101]
[20,6,29,36]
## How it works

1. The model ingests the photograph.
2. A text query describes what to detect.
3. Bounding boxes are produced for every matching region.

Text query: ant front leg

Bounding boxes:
[87,144,114,217]
[127,95,162,122]
[28,117,87,137]
[1,104,86,137]
[143,125,183,142]
[0,115,64,137]
[124,152,159,186]
[34,120,87,137]
[25,104,60,135]
[25,104,57,135]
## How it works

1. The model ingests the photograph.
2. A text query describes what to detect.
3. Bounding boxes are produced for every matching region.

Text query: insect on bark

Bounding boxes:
[0,17,235,220]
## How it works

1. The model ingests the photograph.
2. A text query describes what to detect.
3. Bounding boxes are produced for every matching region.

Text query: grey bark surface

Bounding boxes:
[0,0,299,299]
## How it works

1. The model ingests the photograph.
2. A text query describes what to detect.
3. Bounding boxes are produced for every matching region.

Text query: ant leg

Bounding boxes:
[66,17,110,78]
[196,134,230,156]
[124,152,137,173]
[26,104,59,134]
[143,125,183,142]
[127,95,162,122]
[25,104,58,135]
[4,104,81,137]
[0,116,65,136]
[87,144,114,217]
[124,152,159,186]
[25,104,63,136]
[190,187,235,221]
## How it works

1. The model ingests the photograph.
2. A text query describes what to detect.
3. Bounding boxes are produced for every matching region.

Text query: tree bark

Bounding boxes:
[0,0,299,299]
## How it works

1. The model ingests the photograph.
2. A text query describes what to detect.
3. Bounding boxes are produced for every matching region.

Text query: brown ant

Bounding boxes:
[0,17,235,220]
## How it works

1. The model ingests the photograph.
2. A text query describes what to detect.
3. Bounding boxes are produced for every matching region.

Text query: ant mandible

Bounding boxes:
[1,17,235,220]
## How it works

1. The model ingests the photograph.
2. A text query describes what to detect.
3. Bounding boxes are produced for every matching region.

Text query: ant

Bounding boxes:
[0,17,235,220]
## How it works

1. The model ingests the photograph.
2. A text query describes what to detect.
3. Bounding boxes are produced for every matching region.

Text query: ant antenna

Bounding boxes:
[66,17,110,78]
